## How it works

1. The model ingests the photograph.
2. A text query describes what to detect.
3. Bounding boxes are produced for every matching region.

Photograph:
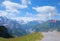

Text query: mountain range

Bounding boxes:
[32,19,60,32]
[0,16,60,37]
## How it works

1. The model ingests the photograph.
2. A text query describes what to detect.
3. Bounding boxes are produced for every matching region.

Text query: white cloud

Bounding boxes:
[0,10,8,16]
[0,0,30,18]
[33,6,57,13]
[36,14,48,20]
[25,12,34,17]
[2,1,28,13]
[28,28,35,33]
[0,0,31,18]
[0,10,16,18]
[11,17,36,24]
[11,15,47,24]
[21,0,31,5]
[0,0,59,24]
[9,6,58,24]
[33,6,57,20]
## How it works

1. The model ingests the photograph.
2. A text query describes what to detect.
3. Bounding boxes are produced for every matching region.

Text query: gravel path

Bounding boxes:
[41,31,60,41]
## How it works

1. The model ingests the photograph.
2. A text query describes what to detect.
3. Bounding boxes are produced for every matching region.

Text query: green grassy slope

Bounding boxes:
[0,32,43,41]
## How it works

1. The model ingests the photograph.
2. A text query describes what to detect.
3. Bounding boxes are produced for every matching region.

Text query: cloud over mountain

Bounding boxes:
[0,0,60,23]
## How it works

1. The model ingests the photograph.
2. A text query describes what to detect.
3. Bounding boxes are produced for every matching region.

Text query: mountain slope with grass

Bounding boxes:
[0,32,43,41]
[32,20,60,32]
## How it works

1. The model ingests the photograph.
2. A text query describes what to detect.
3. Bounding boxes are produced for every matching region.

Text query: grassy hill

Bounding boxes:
[0,32,43,41]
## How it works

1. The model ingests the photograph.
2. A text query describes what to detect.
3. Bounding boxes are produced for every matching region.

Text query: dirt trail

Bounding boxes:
[41,31,60,41]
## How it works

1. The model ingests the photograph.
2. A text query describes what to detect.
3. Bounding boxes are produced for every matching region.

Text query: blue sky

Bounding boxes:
[0,0,60,23]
